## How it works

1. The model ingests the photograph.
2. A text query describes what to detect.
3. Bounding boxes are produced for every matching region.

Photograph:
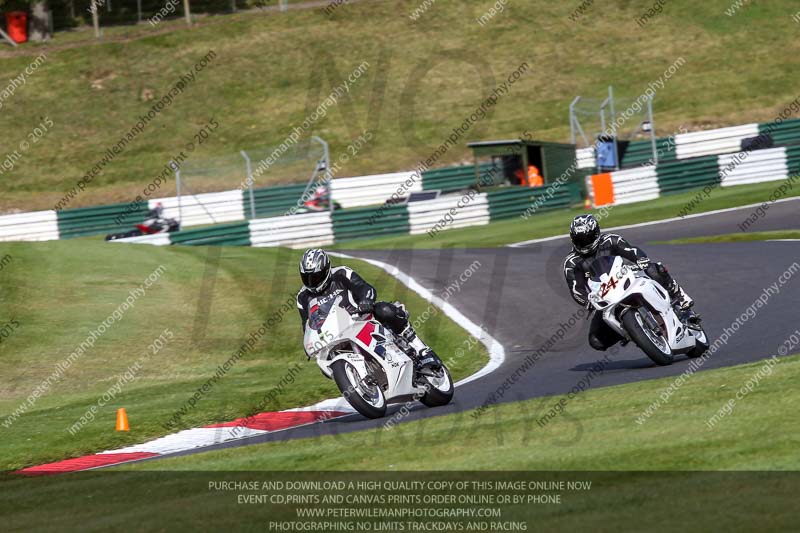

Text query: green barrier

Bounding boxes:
[656,156,720,195]
[169,221,251,246]
[421,162,499,192]
[333,204,409,242]
[600,117,800,172]
[566,178,584,204]
[57,201,151,239]
[786,146,800,177]
[249,183,308,219]
[760,117,800,147]
[487,184,576,221]
[619,138,677,168]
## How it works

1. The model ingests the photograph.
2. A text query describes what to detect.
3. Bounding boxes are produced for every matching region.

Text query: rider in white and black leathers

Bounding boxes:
[147,202,165,219]
[563,214,698,351]
[296,249,442,370]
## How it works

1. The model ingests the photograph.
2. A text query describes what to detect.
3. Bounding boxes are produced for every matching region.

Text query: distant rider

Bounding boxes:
[563,214,698,351]
[296,249,442,370]
[146,202,165,220]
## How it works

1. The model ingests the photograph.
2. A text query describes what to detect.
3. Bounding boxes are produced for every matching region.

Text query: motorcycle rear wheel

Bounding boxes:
[622,308,674,366]
[331,360,386,419]
[105,229,143,241]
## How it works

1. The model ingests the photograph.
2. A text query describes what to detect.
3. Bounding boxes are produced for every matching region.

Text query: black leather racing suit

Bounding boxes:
[296,266,409,337]
[563,233,682,350]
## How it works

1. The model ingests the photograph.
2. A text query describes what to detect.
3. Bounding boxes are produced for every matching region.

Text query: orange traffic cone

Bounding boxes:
[116,408,130,431]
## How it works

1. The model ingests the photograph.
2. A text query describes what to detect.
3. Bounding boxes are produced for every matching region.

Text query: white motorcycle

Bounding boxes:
[303,296,454,419]
[587,256,708,366]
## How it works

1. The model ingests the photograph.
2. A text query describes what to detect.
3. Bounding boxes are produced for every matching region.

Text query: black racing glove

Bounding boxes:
[636,257,651,270]
[357,301,374,314]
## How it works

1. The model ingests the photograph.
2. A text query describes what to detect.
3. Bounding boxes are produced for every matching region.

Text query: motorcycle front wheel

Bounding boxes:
[686,325,709,358]
[622,308,674,366]
[419,365,454,408]
[331,360,386,419]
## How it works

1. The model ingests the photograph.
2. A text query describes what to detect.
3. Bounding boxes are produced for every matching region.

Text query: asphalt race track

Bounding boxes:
[136,199,800,461]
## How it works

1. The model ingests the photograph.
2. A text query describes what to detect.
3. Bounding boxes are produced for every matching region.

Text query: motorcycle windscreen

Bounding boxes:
[587,255,618,282]
[308,298,340,331]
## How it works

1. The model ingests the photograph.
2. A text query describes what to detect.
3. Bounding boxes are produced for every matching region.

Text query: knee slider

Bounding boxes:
[588,334,608,351]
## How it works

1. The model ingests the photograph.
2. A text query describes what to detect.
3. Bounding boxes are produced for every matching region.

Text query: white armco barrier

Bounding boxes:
[331,171,421,209]
[110,232,172,246]
[576,147,596,169]
[719,147,788,187]
[608,165,660,205]
[249,212,334,249]
[675,123,760,160]
[0,210,59,241]
[407,193,490,236]
[150,191,245,228]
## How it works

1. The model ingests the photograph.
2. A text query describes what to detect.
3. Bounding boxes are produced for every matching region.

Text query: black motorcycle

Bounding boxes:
[105,216,180,241]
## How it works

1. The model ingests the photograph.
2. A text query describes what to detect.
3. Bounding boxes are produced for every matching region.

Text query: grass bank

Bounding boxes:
[0,241,486,471]
[3,0,800,211]
[119,353,800,471]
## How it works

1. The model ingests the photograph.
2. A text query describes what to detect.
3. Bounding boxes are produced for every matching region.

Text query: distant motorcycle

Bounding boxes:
[105,216,180,241]
[304,295,454,419]
[587,255,708,366]
[296,186,341,214]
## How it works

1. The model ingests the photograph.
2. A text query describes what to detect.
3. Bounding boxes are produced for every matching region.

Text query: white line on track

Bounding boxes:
[507,196,800,248]
[79,253,505,470]
[330,252,506,386]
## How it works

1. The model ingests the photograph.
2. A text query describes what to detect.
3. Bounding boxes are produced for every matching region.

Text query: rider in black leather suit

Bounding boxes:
[563,214,697,351]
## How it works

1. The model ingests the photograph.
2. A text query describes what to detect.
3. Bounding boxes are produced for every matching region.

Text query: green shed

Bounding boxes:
[467,139,578,187]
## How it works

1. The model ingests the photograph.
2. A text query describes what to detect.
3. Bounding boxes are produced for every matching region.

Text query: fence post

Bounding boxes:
[648,96,658,165]
[240,150,256,220]
[183,0,192,26]
[174,162,182,224]
[608,86,620,171]
[90,0,100,38]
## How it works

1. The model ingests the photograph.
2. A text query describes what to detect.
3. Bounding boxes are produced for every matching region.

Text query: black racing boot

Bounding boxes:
[668,281,701,327]
[668,280,695,311]
[416,348,443,373]
[400,325,442,372]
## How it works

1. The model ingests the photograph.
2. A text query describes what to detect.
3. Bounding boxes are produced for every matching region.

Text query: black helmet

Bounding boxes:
[299,249,331,293]
[570,214,601,255]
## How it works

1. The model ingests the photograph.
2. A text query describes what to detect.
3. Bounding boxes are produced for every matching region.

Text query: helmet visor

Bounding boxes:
[572,232,599,254]
[302,270,328,291]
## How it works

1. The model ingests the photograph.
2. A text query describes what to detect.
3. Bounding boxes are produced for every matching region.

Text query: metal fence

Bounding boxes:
[47,0,291,32]
[174,137,329,223]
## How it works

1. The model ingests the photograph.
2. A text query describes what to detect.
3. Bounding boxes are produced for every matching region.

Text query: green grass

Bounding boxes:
[660,230,800,244]
[117,353,800,472]
[2,354,798,531]
[3,0,800,211]
[336,180,800,249]
[0,241,487,471]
